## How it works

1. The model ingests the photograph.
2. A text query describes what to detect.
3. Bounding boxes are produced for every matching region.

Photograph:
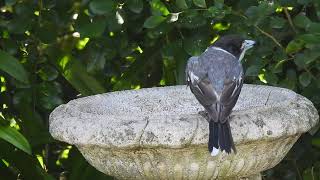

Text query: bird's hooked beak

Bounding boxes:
[241,40,255,51]
[238,40,255,62]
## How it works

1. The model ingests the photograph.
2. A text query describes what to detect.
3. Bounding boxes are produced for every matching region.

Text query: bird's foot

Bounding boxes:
[198,111,210,123]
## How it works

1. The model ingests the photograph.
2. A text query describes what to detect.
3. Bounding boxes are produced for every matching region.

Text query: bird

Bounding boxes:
[185,35,255,156]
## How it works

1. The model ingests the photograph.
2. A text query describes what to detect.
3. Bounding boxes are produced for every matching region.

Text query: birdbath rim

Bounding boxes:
[49,84,319,149]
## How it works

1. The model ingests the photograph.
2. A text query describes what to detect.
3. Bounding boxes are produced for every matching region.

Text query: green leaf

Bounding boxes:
[265,71,279,85]
[0,140,54,180]
[299,34,320,44]
[294,54,306,68]
[193,0,206,8]
[245,2,274,25]
[204,6,227,19]
[5,0,16,6]
[176,0,188,9]
[38,65,59,81]
[183,34,208,56]
[75,15,107,38]
[297,0,312,5]
[15,2,34,17]
[57,55,106,96]
[286,39,305,54]
[143,16,166,28]
[87,50,106,72]
[270,17,286,29]
[245,65,261,76]
[0,125,32,155]
[306,22,320,33]
[215,0,224,9]
[280,69,297,90]
[36,82,63,111]
[312,138,320,148]
[150,0,170,16]
[293,14,311,29]
[107,13,123,32]
[0,50,29,83]
[147,23,172,38]
[177,10,207,29]
[127,0,143,13]
[294,49,320,68]
[89,0,115,15]
[35,22,58,44]
[305,49,320,64]
[68,147,112,180]
[299,72,311,87]
[7,17,31,34]
[39,95,63,110]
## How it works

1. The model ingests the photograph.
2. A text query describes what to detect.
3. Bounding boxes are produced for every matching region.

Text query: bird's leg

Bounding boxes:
[198,111,210,123]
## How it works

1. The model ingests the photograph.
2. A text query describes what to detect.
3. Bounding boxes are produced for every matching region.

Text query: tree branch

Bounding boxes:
[284,7,297,33]
[254,25,284,49]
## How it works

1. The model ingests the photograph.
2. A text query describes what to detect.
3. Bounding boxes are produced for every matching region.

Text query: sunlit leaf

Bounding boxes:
[0,125,32,155]
[150,0,170,16]
[286,39,305,54]
[57,55,106,96]
[0,50,29,84]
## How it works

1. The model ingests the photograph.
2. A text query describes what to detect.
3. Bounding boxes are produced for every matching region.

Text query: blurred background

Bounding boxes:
[0,0,319,179]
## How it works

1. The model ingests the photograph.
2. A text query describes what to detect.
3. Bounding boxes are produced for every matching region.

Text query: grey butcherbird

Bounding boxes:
[186,35,255,156]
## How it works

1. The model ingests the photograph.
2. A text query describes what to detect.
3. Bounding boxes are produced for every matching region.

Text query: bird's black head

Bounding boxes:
[212,35,255,59]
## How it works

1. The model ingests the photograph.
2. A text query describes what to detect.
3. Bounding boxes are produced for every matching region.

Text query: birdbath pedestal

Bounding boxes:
[49,84,319,180]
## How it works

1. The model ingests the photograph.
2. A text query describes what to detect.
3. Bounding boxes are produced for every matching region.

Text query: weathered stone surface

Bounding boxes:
[49,84,319,179]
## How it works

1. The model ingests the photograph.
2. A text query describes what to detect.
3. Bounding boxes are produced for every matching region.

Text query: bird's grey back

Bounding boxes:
[187,47,243,94]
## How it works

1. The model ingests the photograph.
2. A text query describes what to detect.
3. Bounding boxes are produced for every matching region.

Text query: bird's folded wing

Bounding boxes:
[219,77,243,122]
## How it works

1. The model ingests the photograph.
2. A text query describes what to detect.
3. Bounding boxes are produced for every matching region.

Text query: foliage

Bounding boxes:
[0,0,319,179]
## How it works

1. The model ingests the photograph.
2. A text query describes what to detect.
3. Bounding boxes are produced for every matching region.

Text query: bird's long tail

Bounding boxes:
[208,120,236,154]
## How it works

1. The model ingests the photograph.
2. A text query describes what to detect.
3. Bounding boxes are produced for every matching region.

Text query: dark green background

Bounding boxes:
[0,0,319,179]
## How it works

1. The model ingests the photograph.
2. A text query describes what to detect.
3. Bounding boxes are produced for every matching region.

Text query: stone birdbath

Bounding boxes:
[49,84,319,180]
